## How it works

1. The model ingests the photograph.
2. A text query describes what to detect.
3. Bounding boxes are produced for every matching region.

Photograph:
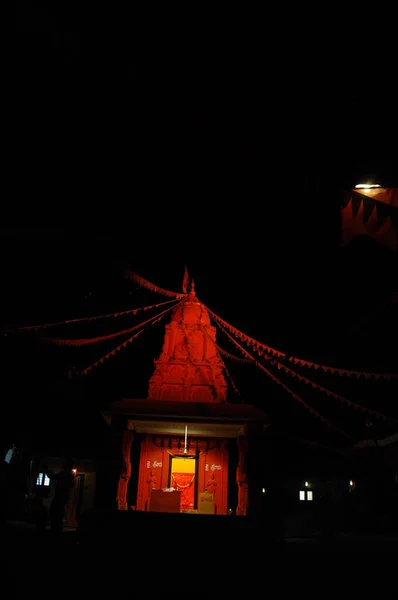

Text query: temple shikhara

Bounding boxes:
[103,280,267,516]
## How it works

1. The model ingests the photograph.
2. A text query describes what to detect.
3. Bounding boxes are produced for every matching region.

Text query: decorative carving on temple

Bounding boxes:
[147,290,227,403]
[116,430,134,511]
[206,472,218,499]
[147,470,157,497]
[190,386,213,402]
[175,337,190,359]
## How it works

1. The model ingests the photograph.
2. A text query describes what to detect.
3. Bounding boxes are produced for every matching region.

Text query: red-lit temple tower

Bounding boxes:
[103,283,267,516]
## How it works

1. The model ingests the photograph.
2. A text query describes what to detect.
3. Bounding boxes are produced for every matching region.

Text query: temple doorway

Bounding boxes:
[169,456,197,511]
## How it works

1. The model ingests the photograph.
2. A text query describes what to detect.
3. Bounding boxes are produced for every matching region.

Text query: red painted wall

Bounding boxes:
[136,436,229,515]
[136,437,168,511]
[197,444,229,515]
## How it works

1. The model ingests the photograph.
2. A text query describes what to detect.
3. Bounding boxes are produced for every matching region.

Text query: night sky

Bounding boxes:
[7,12,397,461]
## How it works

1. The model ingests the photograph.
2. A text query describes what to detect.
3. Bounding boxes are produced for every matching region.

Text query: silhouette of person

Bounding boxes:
[48,458,75,533]
[0,460,10,529]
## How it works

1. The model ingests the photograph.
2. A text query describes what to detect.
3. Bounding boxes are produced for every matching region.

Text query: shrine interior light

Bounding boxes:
[184,425,188,454]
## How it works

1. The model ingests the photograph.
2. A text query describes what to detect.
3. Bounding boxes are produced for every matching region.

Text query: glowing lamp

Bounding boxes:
[354,183,381,189]
[305,481,309,487]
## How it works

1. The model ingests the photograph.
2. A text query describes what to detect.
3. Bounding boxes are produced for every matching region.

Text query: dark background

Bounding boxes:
[7,6,397,463]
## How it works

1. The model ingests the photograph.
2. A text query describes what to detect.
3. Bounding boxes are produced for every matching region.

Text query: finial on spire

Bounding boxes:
[182,266,189,294]
[189,279,196,297]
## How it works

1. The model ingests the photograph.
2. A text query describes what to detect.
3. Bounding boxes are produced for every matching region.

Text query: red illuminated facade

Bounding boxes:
[103,285,267,516]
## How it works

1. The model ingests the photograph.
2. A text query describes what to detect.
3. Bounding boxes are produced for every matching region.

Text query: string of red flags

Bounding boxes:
[284,357,398,382]
[81,329,145,375]
[44,304,179,347]
[81,301,184,375]
[200,324,243,399]
[206,305,397,382]
[216,344,254,364]
[210,304,394,423]
[124,269,186,299]
[217,352,242,399]
[9,299,180,333]
[274,360,396,423]
[213,318,354,440]
[206,306,286,358]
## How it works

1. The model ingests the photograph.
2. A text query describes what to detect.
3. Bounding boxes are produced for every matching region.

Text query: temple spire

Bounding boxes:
[147,285,227,403]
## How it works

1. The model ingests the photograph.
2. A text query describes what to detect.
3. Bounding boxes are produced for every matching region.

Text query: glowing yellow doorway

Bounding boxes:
[170,456,196,510]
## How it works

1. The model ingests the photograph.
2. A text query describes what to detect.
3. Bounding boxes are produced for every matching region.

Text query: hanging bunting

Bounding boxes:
[124,269,186,299]
[206,305,286,358]
[275,361,396,423]
[205,303,397,383]
[341,188,398,252]
[216,344,254,364]
[200,324,243,399]
[213,318,353,440]
[286,356,398,382]
[81,300,184,375]
[219,355,242,399]
[81,329,145,375]
[9,299,180,333]
[44,303,179,347]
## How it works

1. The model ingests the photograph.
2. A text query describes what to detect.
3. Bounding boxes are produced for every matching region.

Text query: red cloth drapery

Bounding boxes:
[172,473,195,510]
[341,189,398,252]
[354,187,398,208]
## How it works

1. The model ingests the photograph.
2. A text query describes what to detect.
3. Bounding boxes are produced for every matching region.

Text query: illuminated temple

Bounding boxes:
[103,283,268,516]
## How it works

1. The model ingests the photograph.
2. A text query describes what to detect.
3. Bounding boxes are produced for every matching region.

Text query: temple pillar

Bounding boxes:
[103,417,134,511]
[236,432,249,516]
[116,429,134,510]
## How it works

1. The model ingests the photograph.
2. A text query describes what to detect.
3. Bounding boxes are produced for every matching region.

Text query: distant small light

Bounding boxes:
[305,481,309,487]
[72,469,77,474]
[262,488,266,494]
[350,480,354,486]
[354,183,381,189]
